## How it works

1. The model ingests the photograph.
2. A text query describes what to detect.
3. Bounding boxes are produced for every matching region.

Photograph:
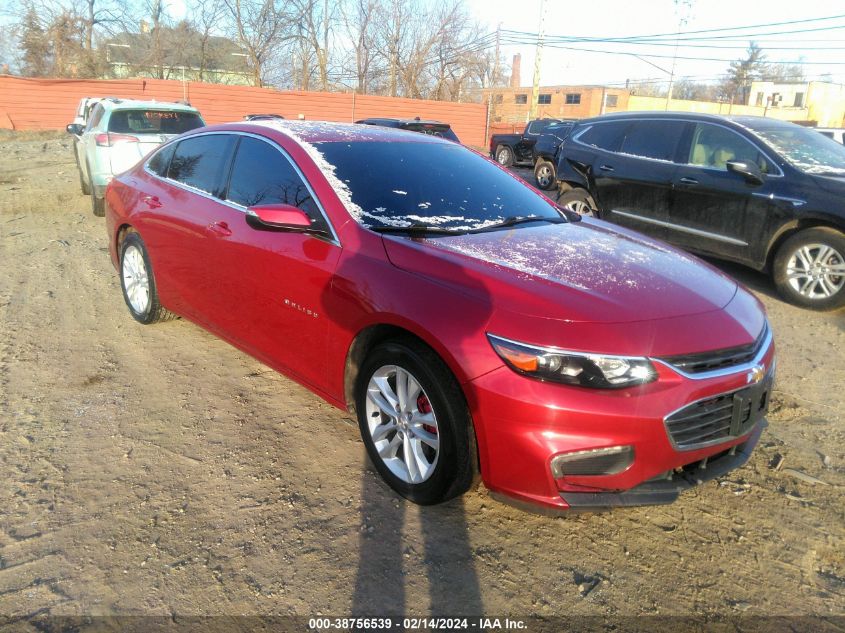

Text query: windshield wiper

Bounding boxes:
[369,223,469,236]
[469,215,567,233]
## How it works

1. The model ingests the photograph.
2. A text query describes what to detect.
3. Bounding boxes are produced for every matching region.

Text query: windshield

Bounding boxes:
[108,110,205,135]
[313,141,562,230]
[751,125,845,175]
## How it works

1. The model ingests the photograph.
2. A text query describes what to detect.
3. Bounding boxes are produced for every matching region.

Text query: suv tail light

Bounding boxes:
[96,133,140,147]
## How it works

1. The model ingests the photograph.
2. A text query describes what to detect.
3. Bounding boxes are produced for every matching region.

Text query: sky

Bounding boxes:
[465,0,845,88]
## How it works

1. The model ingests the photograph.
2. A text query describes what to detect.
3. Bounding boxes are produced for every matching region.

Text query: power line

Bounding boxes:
[555,13,845,42]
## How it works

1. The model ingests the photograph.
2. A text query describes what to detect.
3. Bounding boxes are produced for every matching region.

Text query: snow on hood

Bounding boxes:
[383,219,738,323]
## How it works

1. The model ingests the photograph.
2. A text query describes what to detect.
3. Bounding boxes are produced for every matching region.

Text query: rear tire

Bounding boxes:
[119,232,177,324]
[495,145,514,167]
[557,187,598,217]
[534,159,556,190]
[355,338,476,505]
[773,227,845,311]
[91,194,105,217]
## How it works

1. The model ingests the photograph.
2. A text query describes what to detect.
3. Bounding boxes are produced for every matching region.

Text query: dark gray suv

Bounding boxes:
[553,112,845,310]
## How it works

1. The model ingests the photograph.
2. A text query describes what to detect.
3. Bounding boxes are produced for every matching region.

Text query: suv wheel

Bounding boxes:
[773,227,845,310]
[495,145,514,167]
[534,160,556,190]
[355,338,476,505]
[558,188,598,218]
[75,148,90,195]
[91,194,105,217]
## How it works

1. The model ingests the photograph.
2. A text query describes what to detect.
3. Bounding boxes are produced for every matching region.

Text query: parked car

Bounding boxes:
[489,119,573,177]
[104,120,773,513]
[355,117,460,142]
[244,113,285,120]
[67,98,205,217]
[552,112,845,310]
[815,127,845,144]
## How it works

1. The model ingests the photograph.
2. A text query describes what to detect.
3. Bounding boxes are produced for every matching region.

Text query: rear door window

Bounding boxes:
[108,110,204,135]
[620,120,687,162]
[167,134,235,197]
[148,143,176,177]
[688,123,773,173]
[575,121,629,152]
[226,136,323,224]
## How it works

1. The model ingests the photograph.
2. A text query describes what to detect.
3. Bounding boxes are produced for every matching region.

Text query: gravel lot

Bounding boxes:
[0,134,843,629]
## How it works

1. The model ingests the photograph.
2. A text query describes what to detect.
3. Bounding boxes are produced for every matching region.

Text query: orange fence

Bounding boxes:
[0,75,489,147]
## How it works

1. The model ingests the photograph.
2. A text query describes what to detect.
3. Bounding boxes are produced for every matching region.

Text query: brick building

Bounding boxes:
[482,84,630,123]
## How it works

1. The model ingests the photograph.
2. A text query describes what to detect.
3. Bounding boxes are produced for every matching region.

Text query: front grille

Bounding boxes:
[665,375,771,450]
[659,324,768,374]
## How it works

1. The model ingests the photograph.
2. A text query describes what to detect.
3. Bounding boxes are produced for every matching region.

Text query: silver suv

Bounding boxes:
[66,98,204,216]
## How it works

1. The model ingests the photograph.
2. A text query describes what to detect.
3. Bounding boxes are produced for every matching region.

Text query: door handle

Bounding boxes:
[599,164,615,172]
[678,177,699,186]
[207,221,232,237]
[142,195,162,209]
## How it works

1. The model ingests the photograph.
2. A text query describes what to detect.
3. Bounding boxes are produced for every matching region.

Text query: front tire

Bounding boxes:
[557,187,598,217]
[534,159,556,190]
[495,145,514,167]
[355,338,476,505]
[119,232,176,324]
[773,227,845,311]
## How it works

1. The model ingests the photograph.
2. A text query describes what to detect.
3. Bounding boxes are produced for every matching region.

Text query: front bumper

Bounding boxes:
[466,343,774,512]
[559,420,764,510]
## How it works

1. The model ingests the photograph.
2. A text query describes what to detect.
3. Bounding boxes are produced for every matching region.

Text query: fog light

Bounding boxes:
[550,445,634,478]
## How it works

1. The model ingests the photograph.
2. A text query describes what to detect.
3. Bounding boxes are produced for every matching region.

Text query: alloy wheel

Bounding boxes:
[122,244,151,314]
[365,365,440,484]
[496,148,511,165]
[562,199,596,217]
[786,243,845,300]
[536,164,553,188]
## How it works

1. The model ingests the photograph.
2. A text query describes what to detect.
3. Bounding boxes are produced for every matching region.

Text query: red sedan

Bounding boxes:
[105,121,775,512]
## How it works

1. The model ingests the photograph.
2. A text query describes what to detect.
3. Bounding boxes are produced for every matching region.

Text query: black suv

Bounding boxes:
[356,117,460,143]
[553,112,845,310]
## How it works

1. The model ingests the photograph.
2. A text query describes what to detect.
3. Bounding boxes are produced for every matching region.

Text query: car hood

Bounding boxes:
[382,219,738,324]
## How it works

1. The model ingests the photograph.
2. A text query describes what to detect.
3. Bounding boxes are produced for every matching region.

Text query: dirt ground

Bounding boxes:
[0,133,843,629]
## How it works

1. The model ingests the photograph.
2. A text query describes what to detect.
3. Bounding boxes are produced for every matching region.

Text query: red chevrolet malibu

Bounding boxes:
[105,121,775,512]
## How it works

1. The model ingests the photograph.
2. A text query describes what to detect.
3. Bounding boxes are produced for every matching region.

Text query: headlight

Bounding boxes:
[487,334,656,389]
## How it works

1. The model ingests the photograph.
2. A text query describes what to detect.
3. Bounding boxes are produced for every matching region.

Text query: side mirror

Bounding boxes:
[66,123,84,135]
[726,160,764,186]
[246,203,314,232]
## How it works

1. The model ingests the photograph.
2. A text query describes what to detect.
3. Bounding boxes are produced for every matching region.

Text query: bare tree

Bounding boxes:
[341,0,380,93]
[292,0,336,91]
[223,0,296,87]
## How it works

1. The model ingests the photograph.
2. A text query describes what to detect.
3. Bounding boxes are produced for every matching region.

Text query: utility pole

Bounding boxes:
[529,0,547,121]
[485,24,502,148]
[666,0,692,110]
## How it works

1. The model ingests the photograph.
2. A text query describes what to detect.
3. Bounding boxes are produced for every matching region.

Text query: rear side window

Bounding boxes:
[147,143,176,177]
[168,134,235,197]
[621,120,687,162]
[108,110,204,135]
[688,123,772,173]
[575,121,628,152]
[226,137,321,219]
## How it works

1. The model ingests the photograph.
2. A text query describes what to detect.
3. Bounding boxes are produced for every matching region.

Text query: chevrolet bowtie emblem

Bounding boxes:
[747,364,766,384]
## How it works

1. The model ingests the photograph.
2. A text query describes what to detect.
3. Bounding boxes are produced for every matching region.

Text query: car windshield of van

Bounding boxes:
[313,141,564,233]
[108,110,205,135]
[751,124,845,176]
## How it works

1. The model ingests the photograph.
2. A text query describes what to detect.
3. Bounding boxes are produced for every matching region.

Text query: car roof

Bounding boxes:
[573,110,802,131]
[197,120,452,144]
[99,98,200,113]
